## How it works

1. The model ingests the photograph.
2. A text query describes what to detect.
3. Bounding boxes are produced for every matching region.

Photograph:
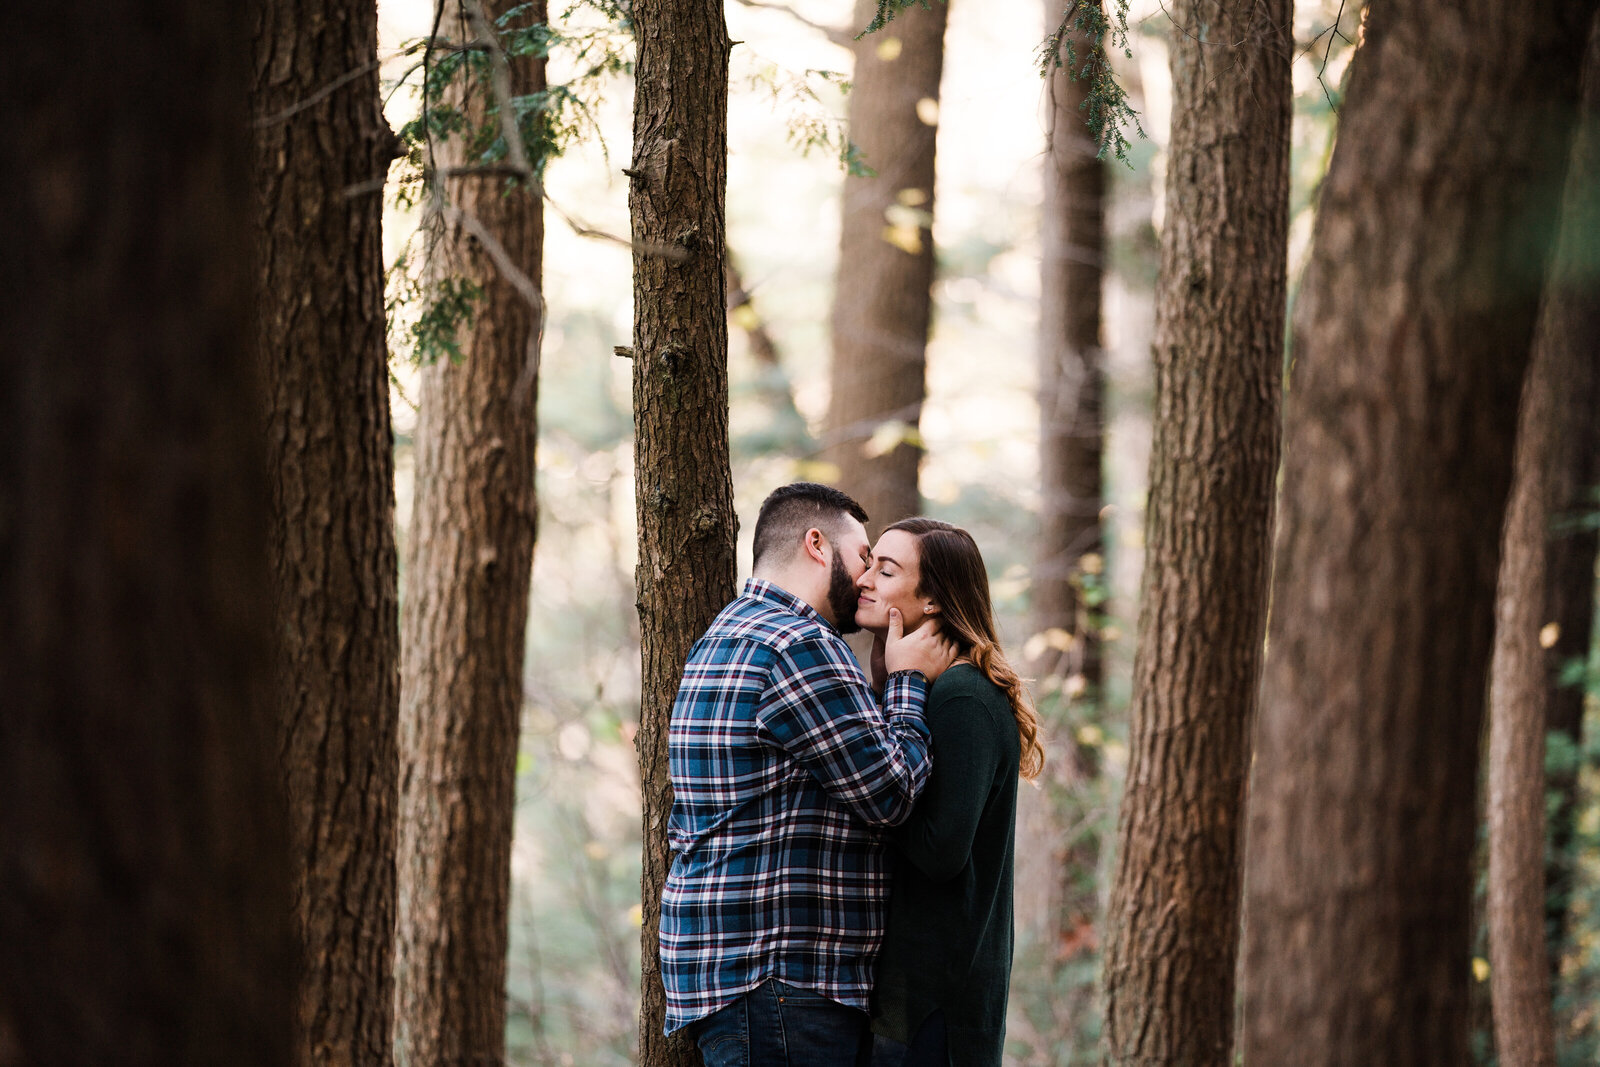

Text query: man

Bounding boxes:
[661,482,956,1065]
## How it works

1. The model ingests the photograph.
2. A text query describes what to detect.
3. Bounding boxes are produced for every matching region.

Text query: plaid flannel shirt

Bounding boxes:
[660,579,934,1034]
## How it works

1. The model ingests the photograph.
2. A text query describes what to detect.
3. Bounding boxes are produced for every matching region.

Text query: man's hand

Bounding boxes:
[883,608,958,683]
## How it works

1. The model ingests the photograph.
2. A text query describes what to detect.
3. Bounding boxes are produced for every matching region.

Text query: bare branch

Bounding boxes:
[731,0,853,47]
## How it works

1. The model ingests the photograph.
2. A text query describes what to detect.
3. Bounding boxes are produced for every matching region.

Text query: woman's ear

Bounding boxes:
[924,601,940,614]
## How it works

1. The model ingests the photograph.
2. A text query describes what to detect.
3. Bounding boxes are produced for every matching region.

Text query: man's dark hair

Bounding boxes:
[750,482,869,569]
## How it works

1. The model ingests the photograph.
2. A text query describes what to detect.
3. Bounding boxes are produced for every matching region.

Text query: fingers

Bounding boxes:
[888,607,904,643]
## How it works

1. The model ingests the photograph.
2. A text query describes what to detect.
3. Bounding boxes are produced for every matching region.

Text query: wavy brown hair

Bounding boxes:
[885,517,1044,780]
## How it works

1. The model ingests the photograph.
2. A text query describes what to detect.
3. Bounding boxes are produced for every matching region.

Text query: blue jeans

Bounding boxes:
[690,978,869,1066]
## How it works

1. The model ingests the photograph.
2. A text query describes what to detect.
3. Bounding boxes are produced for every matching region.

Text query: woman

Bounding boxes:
[855,517,1045,1067]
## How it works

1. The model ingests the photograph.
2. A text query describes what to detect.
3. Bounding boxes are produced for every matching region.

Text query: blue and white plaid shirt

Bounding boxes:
[660,579,934,1033]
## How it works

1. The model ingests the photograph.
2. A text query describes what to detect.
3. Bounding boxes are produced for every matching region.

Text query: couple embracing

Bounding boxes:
[661,482,1045,1067]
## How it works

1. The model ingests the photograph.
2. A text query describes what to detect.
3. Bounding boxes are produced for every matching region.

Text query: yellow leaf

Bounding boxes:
[628,903,644,928]
[865,418,923,457]
[793,459,842,483]
[876,36,902,61]
[1078,552,1105,576]
[730,303,760,332]
[1540,622,1561,649]
[1065,673,1088,697]
[1076,724,1104,747]
[916,96,939,126]
[896,187,928,207]
[880,223,924,256]
[1472,957,1490,982]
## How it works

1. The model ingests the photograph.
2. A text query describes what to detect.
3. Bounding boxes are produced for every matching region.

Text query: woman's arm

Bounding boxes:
[893,680,1005,881]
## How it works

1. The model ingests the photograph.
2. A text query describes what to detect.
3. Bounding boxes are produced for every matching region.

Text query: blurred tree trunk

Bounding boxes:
[251,0,401,1062]
[629,0,737,1059]
[0,5,294,1064]
[1489,18,1600,1065]
[1020,6,1108,991]
[1098,0,1289,1059]
[1539,16,1600,1000]
[395,3,547,1064]
[1240,0,1598,1060]
[822,0,948,533]
[1033,16,1106,699]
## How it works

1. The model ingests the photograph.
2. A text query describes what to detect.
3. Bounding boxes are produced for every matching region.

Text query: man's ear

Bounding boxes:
[803,527,829,566]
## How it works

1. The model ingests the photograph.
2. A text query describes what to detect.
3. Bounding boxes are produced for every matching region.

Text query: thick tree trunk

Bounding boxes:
[1097,0,1290,1060]
[251,0,401,1063]
[1489,19,1600,1066]
[1240,0,1599,1061]
[822,0,948,533]
[629,0,737,1060]
[1034,16,1107,697]
[1539,17,1600,999]
[395,4,546,1064]
[0,6,294,1064]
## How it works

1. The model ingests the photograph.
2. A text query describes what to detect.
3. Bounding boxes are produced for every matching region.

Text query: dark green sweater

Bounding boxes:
[871,664,1020,1066]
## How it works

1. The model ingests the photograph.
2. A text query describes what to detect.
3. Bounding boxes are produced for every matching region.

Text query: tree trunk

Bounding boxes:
[0,6,294,1064]
[1489,18,1600,1066]
[394,4,547,1065]
[251,0,401,1063]
[1019,6,1109,995]
[629,0,737,1060]
[1034,14,1107,698]
[1098,0,1290,1059]
[822,0,948,533]
[1240,0,1598,1060]
[1539,16,1600,1001]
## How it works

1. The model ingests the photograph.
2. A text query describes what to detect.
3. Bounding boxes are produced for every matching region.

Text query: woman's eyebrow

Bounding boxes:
[874,555,902,568]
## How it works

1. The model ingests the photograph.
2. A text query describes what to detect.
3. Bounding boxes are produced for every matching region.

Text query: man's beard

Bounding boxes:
[828,552,861,635]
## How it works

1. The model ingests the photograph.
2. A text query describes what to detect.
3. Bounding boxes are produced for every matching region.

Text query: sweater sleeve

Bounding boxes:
[892,674,1005,881]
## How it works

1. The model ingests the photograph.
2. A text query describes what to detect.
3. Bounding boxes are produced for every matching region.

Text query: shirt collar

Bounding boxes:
[742,578,837,633]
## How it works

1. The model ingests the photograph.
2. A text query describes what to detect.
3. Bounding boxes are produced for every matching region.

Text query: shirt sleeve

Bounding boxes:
[892,682,1005,881]
[754,634,933,827]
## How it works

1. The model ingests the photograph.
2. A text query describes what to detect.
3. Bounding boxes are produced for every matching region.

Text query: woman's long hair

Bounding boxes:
[884,517,1045,780]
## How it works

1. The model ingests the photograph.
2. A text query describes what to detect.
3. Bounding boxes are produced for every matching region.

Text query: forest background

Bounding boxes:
[7,0,1600,1064]
[368,0,1599,1062]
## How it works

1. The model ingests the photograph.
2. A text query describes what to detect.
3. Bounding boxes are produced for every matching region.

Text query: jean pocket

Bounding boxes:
[771,980,840,1006]
[692,1000,750,1067]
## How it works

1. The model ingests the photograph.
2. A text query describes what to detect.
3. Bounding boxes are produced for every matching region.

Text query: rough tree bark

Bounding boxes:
[395,3,547,1064]
[1488,17,1600,1066]
[629,0,737,1061]
[822,0,949,533]
[1240,0,1599,1061]
[251,0,401,1062]
[0,5,294,1064]
[1033,13,1107,697]
[1098,0,1290,1060]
